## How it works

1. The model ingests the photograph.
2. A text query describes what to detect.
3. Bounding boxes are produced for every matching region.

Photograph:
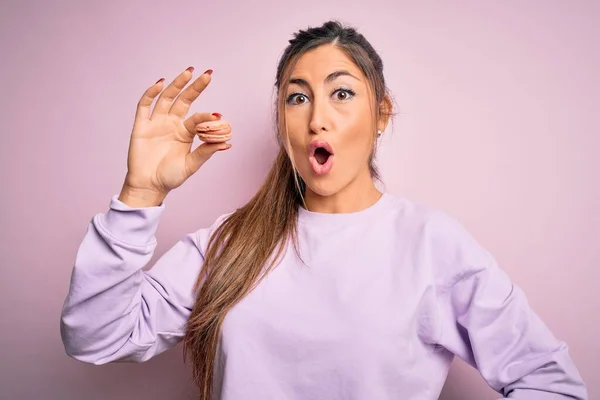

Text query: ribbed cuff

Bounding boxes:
[95,194,167,247]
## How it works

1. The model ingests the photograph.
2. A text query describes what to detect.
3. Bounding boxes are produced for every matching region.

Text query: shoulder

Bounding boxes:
[383,193,469,239]
[192,210,236,255]
[384,193,495,285]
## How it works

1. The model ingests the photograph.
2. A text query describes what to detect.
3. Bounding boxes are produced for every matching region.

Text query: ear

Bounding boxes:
[377,95,393,133]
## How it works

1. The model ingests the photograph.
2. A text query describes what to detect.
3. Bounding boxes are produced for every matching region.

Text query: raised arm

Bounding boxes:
[60,196,206,363]
[60,65,233,364]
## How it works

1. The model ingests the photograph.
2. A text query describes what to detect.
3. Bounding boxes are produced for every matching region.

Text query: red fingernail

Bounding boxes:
[186,66,195,73]
[155,78,165,84]
[204,69,213,75]
[212,112,222,118]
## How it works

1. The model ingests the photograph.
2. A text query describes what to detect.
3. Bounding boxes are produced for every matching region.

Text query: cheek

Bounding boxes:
[340,114,374,159]
[284,132,309,171]
[285,107,310,131]
[284,110,311,157]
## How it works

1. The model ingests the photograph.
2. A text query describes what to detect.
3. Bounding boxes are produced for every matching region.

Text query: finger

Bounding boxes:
[169,69,213,118]
[185,142,232,176]
[183,112,222,136]
[134,78,165,122]
[150,66,195,119]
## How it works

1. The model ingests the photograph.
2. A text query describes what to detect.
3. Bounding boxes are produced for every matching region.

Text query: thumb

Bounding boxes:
[185,142,232,175]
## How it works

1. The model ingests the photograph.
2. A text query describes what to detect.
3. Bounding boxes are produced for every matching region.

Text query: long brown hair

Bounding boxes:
[183,20,394,399]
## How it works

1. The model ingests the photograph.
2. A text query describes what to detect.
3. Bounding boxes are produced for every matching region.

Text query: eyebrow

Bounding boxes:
[288,70,360,89]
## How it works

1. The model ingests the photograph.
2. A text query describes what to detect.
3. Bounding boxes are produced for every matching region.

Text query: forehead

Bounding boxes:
[290,44,361,78]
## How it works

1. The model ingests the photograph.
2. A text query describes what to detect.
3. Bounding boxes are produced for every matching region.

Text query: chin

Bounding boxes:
[301,171,349,198]
[305,183,340,198]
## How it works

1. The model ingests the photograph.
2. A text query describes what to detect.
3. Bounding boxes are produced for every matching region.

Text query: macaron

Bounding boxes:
[196,120,232,143]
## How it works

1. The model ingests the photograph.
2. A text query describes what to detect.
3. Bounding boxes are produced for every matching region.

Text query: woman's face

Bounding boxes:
[282,44,384,198]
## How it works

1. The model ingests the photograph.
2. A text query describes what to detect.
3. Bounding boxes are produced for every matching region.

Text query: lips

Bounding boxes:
[307,140,334,175]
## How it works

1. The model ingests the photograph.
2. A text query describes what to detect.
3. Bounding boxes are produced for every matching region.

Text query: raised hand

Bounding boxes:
[118,67,231,207]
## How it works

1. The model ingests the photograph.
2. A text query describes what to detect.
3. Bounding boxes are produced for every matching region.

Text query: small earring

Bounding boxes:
[377,129,382,137]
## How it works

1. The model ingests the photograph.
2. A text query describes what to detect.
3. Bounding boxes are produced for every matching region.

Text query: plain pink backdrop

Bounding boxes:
[1,1,598,399]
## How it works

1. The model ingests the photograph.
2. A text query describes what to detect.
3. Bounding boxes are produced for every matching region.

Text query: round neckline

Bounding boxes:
[297,192,395,226]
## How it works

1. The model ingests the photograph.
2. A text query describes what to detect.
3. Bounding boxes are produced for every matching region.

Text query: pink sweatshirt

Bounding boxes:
[60,192,588,399]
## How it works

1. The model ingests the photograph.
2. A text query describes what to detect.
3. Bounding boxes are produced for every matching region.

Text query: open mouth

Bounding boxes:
[308,140,335,175]
[314,147,332,165]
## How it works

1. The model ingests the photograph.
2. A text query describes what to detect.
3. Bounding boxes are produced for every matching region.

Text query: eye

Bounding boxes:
[332,88,356,102]
[286,93,309,106]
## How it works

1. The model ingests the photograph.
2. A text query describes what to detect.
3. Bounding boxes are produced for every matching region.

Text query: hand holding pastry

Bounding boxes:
[118,67,232,207]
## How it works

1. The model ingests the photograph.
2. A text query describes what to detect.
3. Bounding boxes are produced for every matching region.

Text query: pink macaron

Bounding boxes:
[196,120,232,143]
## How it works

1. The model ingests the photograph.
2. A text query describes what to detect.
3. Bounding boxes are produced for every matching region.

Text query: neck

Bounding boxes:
[303,172,382,214]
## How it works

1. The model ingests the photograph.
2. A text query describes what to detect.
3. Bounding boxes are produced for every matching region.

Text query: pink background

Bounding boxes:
[1,1,598,399]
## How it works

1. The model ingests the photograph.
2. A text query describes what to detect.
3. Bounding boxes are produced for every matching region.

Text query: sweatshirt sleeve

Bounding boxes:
[428,212,588,399]
[59,194,226,365]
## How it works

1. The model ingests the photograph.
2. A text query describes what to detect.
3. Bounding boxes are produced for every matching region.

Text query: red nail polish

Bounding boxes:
[212,112,222,118]
[155,77,165,84]
[204,69,213,75]
[186,66,195,73]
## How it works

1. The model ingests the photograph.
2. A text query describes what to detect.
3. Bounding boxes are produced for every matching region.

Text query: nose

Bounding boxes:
[308,95,329,135]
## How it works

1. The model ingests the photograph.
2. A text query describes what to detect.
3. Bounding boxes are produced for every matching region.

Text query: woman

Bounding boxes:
[60,21,588,399]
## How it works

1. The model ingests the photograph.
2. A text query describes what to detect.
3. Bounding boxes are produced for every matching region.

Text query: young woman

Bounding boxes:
[60,21,588,400]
